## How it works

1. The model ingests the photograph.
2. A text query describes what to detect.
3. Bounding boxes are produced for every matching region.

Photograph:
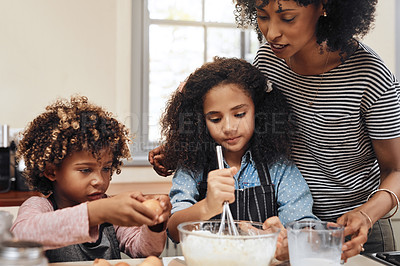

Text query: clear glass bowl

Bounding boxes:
[178,220,280,266]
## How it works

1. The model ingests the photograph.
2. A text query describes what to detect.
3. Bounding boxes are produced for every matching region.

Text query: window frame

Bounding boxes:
[129,0,253,165]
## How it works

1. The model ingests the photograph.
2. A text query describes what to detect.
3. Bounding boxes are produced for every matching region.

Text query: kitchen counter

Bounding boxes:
[106,182,172,195]
[49,255,385,266]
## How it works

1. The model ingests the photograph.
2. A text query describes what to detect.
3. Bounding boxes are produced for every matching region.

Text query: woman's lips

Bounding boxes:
[269,43,288,54]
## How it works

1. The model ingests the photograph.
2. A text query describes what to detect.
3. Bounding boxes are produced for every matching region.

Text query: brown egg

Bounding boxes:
[115,262,130,266]
[93,258,111,266]
[138,255,163,266]
[143,199,163,216]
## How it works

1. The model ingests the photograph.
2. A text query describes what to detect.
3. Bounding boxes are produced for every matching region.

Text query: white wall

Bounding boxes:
[0,0,153,182]
[362,0,396,73]
[1,1,116,127]
[0,0,397,185]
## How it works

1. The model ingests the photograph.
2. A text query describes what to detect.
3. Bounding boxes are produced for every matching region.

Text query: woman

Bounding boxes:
[149,0,400,260]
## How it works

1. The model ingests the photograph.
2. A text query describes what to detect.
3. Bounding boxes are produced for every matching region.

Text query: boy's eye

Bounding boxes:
[235,112,246,118]
[102,167,112,172]
[79,168,92,173]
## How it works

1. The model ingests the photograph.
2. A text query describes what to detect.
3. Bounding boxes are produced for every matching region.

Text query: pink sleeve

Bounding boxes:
[115,225,167,258]
[11,196,99,250]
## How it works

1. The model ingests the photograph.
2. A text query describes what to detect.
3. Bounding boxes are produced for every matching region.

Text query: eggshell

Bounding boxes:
[138,255,163,266]
[115,262,130,266]
[143,199,163,216]
[93,258,111,266]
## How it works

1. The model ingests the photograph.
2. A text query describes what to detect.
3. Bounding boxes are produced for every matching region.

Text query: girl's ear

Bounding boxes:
[43,164,57,181]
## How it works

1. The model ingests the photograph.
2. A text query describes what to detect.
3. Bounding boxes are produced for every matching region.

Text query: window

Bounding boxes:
[130,0,259,165]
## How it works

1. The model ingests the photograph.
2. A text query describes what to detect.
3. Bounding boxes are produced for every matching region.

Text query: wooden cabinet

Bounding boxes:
[0,182,172,207]
[0,190,41,207]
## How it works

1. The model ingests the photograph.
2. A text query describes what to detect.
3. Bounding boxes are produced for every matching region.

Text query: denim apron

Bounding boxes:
[198,155,277,222]
[45,195,121,263]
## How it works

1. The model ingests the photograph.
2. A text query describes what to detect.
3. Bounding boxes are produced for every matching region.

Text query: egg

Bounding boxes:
[115,262,130,266]
[143,199,163,216]
[93,258,111,266]
[138,255,163,266]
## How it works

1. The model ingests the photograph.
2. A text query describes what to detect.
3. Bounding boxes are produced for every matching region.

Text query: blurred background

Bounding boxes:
[0,0,398,180]
[0,0,399,254]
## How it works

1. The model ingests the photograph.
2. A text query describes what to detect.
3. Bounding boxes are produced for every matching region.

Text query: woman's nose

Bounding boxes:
[265,21,282,42]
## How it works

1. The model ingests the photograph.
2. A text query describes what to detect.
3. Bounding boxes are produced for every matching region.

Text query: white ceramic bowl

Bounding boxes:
[178,220,280,266]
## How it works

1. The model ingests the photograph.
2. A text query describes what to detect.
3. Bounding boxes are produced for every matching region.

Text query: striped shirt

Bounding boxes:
[254,42,400,221]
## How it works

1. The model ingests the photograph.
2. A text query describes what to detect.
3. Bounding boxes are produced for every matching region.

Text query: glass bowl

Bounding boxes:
[177,220,280,266]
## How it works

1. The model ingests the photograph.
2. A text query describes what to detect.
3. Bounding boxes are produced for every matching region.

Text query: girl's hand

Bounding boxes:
[337,210,370,262]
[263,216,288,261]
[88,191,160,227]
[204,167,237,217]
[148,146,174,177]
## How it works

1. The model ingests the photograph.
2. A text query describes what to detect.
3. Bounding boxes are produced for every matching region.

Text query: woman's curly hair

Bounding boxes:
[17,95,132,195]
[234,0,377,57]
[160,57,293,173]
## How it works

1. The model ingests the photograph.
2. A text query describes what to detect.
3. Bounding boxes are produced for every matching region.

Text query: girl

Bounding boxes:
[11,95,171,263]
[161,57,317,260]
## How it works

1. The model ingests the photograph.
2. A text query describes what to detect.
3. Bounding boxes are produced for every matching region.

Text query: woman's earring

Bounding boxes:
[323,10,327,17]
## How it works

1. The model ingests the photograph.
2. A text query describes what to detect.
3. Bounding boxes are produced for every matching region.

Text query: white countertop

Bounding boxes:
[49,255,385,266]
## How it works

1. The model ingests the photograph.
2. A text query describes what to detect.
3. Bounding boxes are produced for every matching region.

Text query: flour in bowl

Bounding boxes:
[181,231,277,266]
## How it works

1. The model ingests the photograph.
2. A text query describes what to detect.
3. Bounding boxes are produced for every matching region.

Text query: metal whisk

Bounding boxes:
[216,145,239,236]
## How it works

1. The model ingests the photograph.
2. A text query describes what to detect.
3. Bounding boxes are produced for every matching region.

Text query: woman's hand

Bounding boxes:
[88,191,161,227]
[263,216,288,261]
[204,167,237,217]
[337,210,370,262]
[148,145,174,177]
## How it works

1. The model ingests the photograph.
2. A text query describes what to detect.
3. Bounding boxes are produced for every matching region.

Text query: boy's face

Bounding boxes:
[203,83,255,160]
[46,149,113,209]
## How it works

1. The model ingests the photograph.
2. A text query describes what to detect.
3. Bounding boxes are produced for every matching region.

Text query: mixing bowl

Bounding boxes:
[177,220,280,266]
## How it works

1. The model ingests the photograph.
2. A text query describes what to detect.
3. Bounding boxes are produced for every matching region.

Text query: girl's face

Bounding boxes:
[46,149,113,209]
[256,0,323,59]
[203,83,255,158]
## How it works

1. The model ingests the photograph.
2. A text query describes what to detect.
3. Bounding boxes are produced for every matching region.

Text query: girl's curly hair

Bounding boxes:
[234,0,377,57]
[160,57,292,173]
[17,95,132,195]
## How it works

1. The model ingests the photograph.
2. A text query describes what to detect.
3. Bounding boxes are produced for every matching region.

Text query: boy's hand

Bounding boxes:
[144,194,172,226]
[205,167,237,217]
[263,216,288,261]
[88,191,161,227]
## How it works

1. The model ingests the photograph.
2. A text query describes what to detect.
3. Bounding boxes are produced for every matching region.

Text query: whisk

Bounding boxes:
[216,145,239,236]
